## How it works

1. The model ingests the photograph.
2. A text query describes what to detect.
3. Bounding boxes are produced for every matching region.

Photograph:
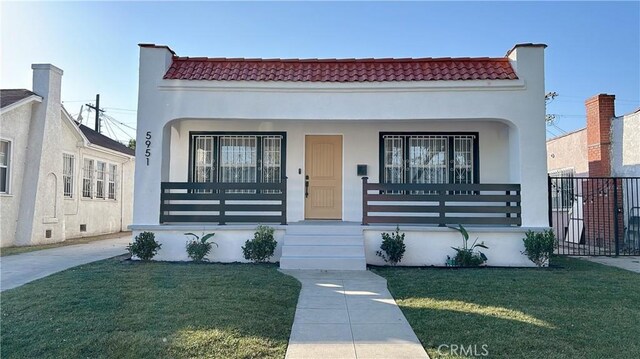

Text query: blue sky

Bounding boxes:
[2,1,639,142]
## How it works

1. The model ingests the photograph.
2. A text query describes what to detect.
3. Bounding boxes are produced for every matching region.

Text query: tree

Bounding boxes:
[128,139,136,150]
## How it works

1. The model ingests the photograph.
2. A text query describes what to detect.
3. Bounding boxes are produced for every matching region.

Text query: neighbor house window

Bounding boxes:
[96,161,106,199]
[380,133,478,187]
[549,168,575,210]
[108,164,117,199]
[82,159,94,198]
[63,154,74,198]
[191,133,286,191]
[0,140,10,193]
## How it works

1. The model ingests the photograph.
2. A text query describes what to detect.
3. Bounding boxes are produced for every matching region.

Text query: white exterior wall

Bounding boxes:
[0,64,135,247]
[0,103,34,246]
[166,119,511,222]
[546,129,589,176]
[134,44,548,229]
[132,227,284,262]
[363,226,536,267]
[131,225,536,266]
[611,111,640,177]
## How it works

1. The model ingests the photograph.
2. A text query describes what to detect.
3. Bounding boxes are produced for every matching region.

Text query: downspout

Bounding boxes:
[120,156,132,232]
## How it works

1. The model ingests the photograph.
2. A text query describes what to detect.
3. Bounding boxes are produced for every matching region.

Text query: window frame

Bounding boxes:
[96,161,106,199]
[188,131,287,185]
[549,168,576,210]
[82,158,94,198]
[378,132,480,185]
[0,139,11,194]
[63,153,75,198]
[108,164,117,200]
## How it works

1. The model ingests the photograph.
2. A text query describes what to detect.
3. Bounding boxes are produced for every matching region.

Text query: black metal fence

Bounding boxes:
[362,177,521,226]
[160,180,287,225]
[549,176,640,256]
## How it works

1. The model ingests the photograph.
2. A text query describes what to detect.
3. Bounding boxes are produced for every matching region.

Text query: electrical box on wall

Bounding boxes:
[357,164,368,176]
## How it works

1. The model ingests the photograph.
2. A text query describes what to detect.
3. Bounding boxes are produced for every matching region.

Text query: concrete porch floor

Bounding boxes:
[281,269,429,359]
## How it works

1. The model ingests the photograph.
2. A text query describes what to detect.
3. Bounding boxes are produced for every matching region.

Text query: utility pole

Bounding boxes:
[85,94,104,133]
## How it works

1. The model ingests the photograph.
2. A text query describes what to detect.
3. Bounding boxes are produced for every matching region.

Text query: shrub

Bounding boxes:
[449,224,488,267]
[185,232,217,262]
[242,225,277,263]
[127,231,161,261]
[376,226,406,265]
[522,230,556,267]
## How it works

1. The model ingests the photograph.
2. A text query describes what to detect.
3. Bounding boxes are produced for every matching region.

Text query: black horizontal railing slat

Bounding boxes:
[361,177,522,226]
[160,179,287,225]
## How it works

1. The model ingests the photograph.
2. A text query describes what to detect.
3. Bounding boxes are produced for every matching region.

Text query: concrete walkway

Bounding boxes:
[281,270,429,359]
[0,235,130,291]
[576,256,640,273]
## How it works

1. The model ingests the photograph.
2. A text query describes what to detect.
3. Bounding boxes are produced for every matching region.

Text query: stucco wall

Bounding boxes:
[130,225,537,267]
[61,149,135,239]
[0,104,33,247]
[0,104,135,247]
[134,45,548,229]
[167,119,512,223]
[546,128,588,176]
[611,111,640,177]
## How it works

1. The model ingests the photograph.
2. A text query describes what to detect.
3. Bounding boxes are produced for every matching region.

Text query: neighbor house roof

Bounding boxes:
[78,124,135,156]
[1,89,41,108]
[162,57,518,82]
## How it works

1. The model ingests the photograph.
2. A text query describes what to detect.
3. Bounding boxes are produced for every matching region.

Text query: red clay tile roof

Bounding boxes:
[163,57,518,82]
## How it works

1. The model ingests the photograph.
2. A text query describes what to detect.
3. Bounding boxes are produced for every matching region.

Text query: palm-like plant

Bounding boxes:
[448,224,488,267]
[185,232,217,262]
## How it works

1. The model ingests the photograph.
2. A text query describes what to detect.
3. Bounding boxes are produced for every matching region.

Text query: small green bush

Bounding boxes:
[449,224,488,267]
[242,225,277,263]
[185,232,217,262]
[522,230,556,267]
[127,231,161,261]
[376,226,406,265]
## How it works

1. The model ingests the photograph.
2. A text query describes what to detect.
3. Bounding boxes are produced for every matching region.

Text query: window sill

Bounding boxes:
[0,193,13,197]
[43,217,58,224]
[80,197,118,202]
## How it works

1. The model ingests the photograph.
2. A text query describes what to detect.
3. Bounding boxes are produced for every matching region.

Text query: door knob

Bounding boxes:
[305,175,309,198]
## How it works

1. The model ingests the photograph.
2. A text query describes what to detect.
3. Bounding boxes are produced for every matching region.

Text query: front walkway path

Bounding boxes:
[281,270,429,359]
[576,256,640,273]
[0,235,130,292]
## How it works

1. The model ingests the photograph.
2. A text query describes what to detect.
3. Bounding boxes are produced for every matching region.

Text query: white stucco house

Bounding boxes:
[132,43,549,269]
[0,64,135,248]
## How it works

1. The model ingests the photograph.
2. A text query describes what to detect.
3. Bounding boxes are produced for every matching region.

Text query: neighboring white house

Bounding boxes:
[132,43,549,268]
[0,64,135,248]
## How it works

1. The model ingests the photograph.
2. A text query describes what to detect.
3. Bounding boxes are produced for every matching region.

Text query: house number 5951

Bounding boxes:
[145,131,152,166]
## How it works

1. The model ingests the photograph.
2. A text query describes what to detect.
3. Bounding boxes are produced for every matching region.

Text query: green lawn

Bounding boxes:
[0,232,131,257]
[373,257,640,359]
[0,258,301,359]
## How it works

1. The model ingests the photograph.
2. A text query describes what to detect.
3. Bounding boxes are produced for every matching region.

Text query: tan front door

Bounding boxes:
[305,135,343,219]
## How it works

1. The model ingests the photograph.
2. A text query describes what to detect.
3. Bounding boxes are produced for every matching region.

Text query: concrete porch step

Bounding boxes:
[279,256,367,270]
[285,225,363,236]
[283,234,364,246]
[282,244,364,257]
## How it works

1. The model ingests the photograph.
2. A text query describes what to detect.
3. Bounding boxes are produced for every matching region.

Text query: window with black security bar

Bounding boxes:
[190,132,286,193]
[380,132,478,194]
[549,168,575,210]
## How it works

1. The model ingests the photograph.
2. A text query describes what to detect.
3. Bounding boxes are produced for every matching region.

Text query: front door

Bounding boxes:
[305,135,343,219]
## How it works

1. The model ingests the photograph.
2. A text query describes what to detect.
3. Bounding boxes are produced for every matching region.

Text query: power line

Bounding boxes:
[104,107,137,112]
[104,115,136,131]
[102,114,134,140]
[62,99,94,103]
[102,114,116,139]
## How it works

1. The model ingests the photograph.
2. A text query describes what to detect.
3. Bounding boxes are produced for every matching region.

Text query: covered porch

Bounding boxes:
[157,118,524,227]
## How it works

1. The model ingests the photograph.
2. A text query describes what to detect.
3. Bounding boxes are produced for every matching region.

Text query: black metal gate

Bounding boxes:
[549,176,640,256]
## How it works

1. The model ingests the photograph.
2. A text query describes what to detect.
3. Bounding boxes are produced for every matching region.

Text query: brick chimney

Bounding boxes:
[586,94,615,177]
